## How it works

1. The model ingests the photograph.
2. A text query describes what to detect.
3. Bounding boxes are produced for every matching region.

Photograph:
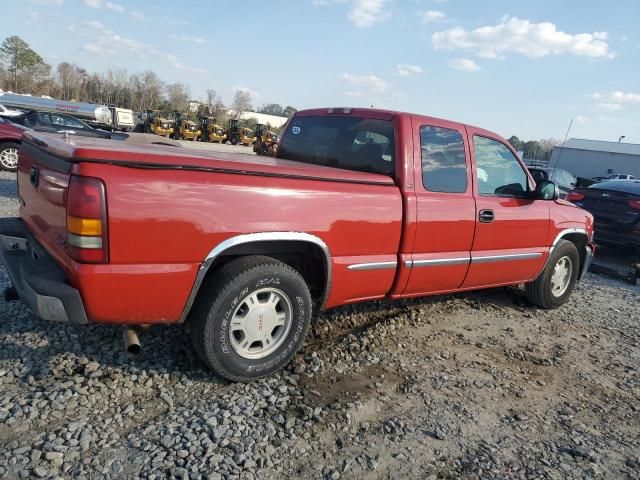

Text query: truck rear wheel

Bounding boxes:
[189,256,312,382]
[525,240,579,309]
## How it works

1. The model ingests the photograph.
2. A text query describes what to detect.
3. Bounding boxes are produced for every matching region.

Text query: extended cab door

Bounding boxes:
[462,129,549,288]
[402,118,476,295]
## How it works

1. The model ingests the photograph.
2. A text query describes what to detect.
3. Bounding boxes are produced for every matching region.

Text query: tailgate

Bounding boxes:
[17,139,72,261]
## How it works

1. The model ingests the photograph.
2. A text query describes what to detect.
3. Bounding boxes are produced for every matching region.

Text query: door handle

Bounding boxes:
[479,209,495,223]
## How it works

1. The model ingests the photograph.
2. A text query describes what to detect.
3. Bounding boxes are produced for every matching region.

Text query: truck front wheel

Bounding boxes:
[189,256,312,382]
[525,240,579,309]
[0,142,20,172]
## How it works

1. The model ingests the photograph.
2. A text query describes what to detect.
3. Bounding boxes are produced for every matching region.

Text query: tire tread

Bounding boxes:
[525,240,579,309]
[189,255,311,382]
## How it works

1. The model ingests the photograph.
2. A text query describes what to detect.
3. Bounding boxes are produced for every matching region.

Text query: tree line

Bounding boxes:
[0,35,297,121]
[2,36,560,147]
[507,136,560,162]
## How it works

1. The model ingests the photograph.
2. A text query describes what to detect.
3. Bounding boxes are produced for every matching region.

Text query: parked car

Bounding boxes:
[567,180,640,250]
[0,107,594,381]
[0,116,28,171]
[593,174,636,182]
[9,110,113,139]
[606,174,635,181]
[0,103,24,118]
[528,167,576,198]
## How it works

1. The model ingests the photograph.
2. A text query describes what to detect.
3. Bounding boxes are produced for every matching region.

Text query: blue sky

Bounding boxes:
[7,0,640,142]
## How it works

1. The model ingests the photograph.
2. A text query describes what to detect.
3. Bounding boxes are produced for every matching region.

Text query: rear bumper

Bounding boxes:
[0,218,88,324]
[594,228,640,249]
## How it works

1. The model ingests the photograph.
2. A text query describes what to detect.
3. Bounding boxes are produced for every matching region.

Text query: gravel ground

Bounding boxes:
[0,170,639,479]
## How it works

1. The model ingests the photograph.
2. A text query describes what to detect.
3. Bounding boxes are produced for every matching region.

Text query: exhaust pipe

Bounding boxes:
[123,327,141,355]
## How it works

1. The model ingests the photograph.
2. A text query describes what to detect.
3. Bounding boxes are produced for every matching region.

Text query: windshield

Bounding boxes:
[278,115,395,176]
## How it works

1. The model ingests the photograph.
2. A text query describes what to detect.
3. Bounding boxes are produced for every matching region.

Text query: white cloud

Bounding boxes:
[84,20,104,29]
[597,102,622,111]
[422,10,446,22]
[28,0,63,5]
[313,0,388,27]
[588,91,640,103]
[348,0,389,27]
[165,54,207,74]
[448,58,481,72]
[342,73,388,91]
[130,11,145,21]
[82,0,101,7]
[105,1,124,13]
[232,86,260,99]
[169,34,205,44]
[395,64,423,76]
[345,91,364,97]
[575,115,588,124]
[81,21,205,73]
[433,16,614,59]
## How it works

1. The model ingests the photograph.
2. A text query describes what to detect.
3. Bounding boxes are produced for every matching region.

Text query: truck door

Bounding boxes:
[402,119,476,295]
[462,129,549,288]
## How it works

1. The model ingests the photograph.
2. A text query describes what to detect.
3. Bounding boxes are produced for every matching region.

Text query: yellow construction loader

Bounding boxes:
[171,112,201,141]
[143,110,173,137]
[253,123,279,156]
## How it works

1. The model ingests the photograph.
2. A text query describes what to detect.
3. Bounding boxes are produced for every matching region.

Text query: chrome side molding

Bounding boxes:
[179,232,332,323]
[347,261,397,271]
[411,257,469,268]
[471,252,543,264]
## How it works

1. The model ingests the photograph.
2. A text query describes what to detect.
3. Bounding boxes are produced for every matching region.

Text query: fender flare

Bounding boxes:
[543,228,592,281]
[179,232,332,323]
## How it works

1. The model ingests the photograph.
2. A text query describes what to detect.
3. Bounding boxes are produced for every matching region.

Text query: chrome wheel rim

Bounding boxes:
[550,256,572,297]
[0,148,18,169]
[228,288,293,359]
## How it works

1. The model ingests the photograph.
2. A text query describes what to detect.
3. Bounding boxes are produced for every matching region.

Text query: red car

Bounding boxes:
[0,117,27,171]
[0,108,594,381]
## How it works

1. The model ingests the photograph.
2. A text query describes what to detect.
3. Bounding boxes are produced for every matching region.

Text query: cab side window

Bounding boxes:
[420,126,468,193]
[473,136,528,197]
[51,114,85,129]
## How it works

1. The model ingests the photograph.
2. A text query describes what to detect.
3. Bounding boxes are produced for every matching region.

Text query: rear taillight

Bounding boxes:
[566,191,585,202]
[66,176,108,263]
[628,199,640,210]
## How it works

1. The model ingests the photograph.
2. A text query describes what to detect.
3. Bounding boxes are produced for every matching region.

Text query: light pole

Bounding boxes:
[619,135,626,142]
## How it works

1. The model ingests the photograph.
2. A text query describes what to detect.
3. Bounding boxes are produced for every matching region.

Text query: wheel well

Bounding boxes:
[560,233,588,274]
[199,240,328,309]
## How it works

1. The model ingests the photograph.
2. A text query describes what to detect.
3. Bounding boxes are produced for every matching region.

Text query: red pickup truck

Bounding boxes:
[0,108,594,381]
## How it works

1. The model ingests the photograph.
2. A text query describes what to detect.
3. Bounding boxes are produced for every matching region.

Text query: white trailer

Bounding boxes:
[0,92,135,131]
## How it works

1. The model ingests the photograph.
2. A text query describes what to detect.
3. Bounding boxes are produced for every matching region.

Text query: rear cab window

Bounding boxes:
[278,115,395,176]
[420,125,467,193]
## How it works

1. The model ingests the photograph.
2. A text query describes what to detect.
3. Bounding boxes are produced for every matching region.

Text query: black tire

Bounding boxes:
[189,255,312,382]
[230,136,238,145]
[0,142,20,172]
[525,240,580,309]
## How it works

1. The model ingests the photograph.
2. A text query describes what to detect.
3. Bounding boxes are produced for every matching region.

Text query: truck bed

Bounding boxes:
[16,132,403,323]
[22,132,396,186]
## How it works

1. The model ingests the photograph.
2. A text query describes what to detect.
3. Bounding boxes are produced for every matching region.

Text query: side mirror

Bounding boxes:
[535,180,559,200]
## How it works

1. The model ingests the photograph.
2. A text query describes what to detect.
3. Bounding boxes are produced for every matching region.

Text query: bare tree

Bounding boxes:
[258,103,284,117]
[134,70,164,111]
[230,89,252,120]
[166,82,190,112]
